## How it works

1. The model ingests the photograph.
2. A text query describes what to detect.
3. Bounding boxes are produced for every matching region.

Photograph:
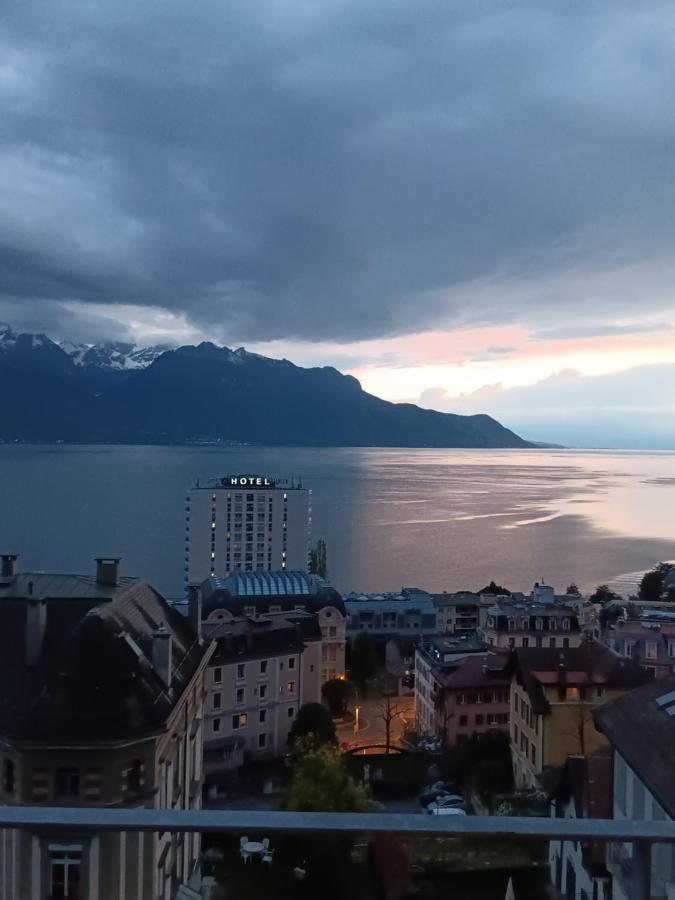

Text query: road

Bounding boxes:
[336,691,415,752]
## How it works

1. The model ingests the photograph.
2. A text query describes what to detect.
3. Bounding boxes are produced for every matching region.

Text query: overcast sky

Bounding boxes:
[1,1,674,447]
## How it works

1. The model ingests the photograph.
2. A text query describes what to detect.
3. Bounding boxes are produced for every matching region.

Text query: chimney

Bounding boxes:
[187,584,203,639]
[95,557,121,587]
[0,553,18,582]
[152,623,173,687]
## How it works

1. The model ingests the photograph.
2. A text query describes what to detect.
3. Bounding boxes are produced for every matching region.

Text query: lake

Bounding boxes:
[1,445,674,599]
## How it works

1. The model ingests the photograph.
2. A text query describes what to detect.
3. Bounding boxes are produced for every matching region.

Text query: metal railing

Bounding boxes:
[2,806,675,900]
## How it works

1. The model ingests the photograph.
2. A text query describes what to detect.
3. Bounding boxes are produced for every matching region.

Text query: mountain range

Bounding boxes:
[0,323,532,447]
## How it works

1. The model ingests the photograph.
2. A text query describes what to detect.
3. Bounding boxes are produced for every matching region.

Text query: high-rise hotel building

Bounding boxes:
[185,475,311,586]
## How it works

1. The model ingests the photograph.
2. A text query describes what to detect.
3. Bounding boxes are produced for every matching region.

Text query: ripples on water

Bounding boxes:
[0,445,673,598]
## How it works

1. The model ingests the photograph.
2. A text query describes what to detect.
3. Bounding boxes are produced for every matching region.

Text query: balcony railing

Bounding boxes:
[2,806,674,900]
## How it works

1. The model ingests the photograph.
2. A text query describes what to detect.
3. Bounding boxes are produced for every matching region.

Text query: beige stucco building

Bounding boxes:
[505,642,649,788]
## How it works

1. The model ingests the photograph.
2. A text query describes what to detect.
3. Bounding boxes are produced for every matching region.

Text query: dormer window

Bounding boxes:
[507,618,515,631]
[550,618,557,630]
[520,618,529,630]
[487,616,495,628]
[562,618,570,631]
[535,618,543,630]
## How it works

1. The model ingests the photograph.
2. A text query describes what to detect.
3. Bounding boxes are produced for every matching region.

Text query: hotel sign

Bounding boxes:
[225,476,274,487]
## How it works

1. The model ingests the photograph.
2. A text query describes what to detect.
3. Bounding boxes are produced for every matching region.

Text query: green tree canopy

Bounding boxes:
[308,538,328,579]
[589,584,621,605]
[288,702,337,748]
[479,581,511,595]
[321,678,355,716]
[639,563,675,603]
[565,583,581,596]
[283,742,375,813]
[348,633,382,692]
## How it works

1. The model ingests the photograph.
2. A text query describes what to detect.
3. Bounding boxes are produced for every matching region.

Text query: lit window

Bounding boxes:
[287,681,295,693]
[232,714,248,730]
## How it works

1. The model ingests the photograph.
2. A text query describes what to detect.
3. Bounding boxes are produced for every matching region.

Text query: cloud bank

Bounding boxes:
[2,1,675,347]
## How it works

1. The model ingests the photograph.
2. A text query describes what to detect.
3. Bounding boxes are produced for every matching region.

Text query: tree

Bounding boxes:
[479,581,511,596]
[283,742,375,812]
[349,633,381,693]
[308,538,328,579]
[639,563,675,603]
[589,584,621,605]
[440,731,513,811]
[321,678,355,716]
[288,703,336,748]
[565,583,581,596]
[374,690,406,754]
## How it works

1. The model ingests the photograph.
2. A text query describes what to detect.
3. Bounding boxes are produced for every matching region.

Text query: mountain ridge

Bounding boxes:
[0,323,533,448]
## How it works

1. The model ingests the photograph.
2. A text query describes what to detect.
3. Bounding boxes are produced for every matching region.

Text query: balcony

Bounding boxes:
[2,806,673,900]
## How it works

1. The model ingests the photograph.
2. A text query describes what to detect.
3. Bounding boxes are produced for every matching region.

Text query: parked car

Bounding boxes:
[426,794,465,814]
[418,781,454,806]
[428,806,467,816]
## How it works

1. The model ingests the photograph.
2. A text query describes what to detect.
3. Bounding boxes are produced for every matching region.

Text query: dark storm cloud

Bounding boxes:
[2,0,675,343]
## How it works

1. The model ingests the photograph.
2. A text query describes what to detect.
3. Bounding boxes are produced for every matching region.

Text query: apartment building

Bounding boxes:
[199,570,346,684]
[506,643,649,789]
[414,635,508,743]
[201,611,323,774]
[186,474,310,586]
[483,586,584,650]
[548,750,613,900]
[595,674,675,900]
[602,612,675,678]
[0,554,212,900]
[432,591,490,634]
[344,587,437,638]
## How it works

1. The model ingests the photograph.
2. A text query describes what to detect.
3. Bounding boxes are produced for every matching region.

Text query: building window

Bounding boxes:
[49,846,82,900]
[562,638,570,649]
[260,660,268,676]
[127,759,144,793]
[212,718,221,734]
[237,663,245,680]
[562,618,570,631]
[288,657,295,670]
[213,667,223,684]
[530,744,536,765]
[475,714,484,726]
[56,767,80,800]
[646,642,658,660]
[213,691,222,711]
[522,637,529,647]
[288,707,295,718]
[232,714,248,730]
[287,681,295,693]
[459,715,468,727]
[260,684,268,700]
[258,733,267,749]
[3,759,15,794]
[259,709,267,724]
[549,637,556,648]
[236,688,244,705]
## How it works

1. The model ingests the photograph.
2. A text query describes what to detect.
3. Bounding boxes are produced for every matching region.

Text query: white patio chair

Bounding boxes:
[262,838,270,851]
[262,849,274,865]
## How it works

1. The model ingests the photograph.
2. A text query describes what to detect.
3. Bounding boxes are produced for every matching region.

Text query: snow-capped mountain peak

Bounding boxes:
[60,341,169,371]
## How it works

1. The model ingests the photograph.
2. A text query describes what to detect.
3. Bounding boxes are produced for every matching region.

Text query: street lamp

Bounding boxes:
[354,705,360,735]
